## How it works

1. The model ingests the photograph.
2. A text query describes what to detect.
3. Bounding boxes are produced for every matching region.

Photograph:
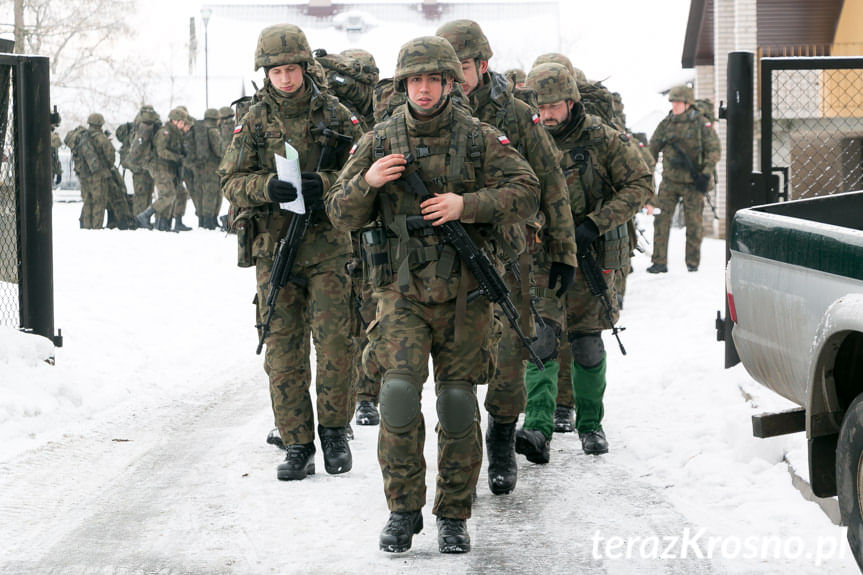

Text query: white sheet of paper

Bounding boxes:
[274,142,304,214]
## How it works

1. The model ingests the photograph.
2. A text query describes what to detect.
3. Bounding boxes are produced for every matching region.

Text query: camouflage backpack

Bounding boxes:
[694,98,716,124]
[579,80,622,130]
[128,117,160,167]
[115,121,135,170]
[64,127,90,177]
[66,128,106,176]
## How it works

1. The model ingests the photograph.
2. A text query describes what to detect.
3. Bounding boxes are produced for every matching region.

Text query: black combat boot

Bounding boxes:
[155,216,174,232]
[318,424,352,474]
[379,510,423,553]
[266,427,285,450]
[485,415,517,495]
[437,516,470,553]
[553,405,575,433]
[106,209,117,229]
[515,428,550,464]
[135,206,155,230]
[173,216,192,232]
[205,215,217,229]
[355,400,380,426]
[646,263,668,274]
[579,429,609,455]
[277,442,315,480]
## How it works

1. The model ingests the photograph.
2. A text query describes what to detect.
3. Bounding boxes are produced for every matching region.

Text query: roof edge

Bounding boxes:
[682,0,707,69]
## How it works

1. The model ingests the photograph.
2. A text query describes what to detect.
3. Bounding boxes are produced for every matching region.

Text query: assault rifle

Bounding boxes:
[668,141,719,220]
[401,154,544,370]
[578,247,626,355]
[257,127,354,354]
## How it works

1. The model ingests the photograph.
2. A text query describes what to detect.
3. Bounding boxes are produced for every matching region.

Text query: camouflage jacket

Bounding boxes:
[50,132,62,178]
[650,107,720,185]
[552,112,653,233]
[470,70,577,267]
[326,98,540,304]
[153,121,184,172]
[219,78,364,266]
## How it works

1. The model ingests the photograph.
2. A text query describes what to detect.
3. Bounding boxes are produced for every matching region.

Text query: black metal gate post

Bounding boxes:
[15,55,61,346]
[719,51,753,368]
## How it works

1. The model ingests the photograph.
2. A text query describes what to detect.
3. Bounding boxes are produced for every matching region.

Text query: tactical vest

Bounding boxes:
[364,105,494,291]
[560,115,630,270]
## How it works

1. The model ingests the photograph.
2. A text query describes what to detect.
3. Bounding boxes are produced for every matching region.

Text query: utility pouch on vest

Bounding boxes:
[234,209,255,268]
[599,221,630,270]
[361,226,392,288]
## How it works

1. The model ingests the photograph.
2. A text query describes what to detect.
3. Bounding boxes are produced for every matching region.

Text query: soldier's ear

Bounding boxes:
[479,60,489,74]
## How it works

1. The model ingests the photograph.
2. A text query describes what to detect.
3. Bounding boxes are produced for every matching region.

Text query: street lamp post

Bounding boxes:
[201,8,212,109]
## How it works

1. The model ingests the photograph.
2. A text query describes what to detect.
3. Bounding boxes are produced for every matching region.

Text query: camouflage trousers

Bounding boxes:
[196,166,222,220]
[484,256,532,423]
[79,173,109,229]
[151,168,182,220]
[183,167,196,217]
[365,289,499,519]
[256,254,355,445]
[651,180,705,269]
[353,278,379,403]
[132,170,154,216]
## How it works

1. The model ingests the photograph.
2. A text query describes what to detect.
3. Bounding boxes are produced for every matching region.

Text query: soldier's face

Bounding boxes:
[268,64,304,94]
[538,100,573,127]
[460,58,489,95]
[406,73,451,114]
[671,100,687,115]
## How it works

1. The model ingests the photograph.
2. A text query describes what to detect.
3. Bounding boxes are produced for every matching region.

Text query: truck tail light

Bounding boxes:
[727,292,738,323]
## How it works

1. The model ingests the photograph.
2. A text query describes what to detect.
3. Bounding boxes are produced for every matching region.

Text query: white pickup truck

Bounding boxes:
[726,189,863,568]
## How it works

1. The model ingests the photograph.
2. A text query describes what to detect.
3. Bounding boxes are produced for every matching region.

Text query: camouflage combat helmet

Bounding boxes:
[254,24,313,71]
[394,36,465,89]
[435,19,493,61]
[168,107,188,122]
[526,62,581,105]
[340,48,380,84]
[668,84,694,105]
[204,108,220,121]
[219,106,234,120]
[87,113,105,127]
[137,105,160,123]
[532,53,587,84]
[505,68,526,86]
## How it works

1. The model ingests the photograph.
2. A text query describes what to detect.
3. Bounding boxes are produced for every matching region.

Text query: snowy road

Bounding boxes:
[1,203,859,574]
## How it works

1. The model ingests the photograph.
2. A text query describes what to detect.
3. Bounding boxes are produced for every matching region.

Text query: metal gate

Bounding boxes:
[761,56,863,203]
[0,42,62,346]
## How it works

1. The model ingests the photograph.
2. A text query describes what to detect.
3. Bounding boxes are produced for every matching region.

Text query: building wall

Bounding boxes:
[709,0,756,238]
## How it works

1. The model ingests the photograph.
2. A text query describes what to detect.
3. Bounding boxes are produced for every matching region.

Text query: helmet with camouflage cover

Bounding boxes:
[254,24,313,71]
[168,107,188,122]
[219,106,234,120]
[531,53,587,84]
[668,84,694,105]
[340,48,380,84]
[505,68,526,87]
[526,62,581,105]
[435,19,493,61]
[137,105,160,124]
[87,113,105,127]
[393,36,465,89]
[204,108,220,121]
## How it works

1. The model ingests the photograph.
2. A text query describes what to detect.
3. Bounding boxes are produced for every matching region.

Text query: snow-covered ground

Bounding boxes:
[0,201,858,573]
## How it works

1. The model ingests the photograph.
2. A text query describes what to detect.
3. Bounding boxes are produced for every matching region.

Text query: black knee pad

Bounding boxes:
[569,332,606,368]
[379,370,421,432]
[533,317,562,362]
[436,382,477,437]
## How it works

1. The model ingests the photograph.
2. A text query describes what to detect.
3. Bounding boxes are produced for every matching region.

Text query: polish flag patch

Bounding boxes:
[349,143,358,155]
[350,115,359,125]
[498,135,511,145]
[532,114,540,124]
[233,124,243,134]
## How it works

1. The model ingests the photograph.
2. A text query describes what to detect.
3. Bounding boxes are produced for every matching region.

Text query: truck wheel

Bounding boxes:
[837,394,863,570]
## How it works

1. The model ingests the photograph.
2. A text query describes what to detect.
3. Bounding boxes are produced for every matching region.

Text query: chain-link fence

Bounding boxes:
[0,56,18,328]
[762,57,863,201]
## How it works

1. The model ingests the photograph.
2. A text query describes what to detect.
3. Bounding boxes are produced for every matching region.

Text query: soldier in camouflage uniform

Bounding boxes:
[647,85,720,273]
[327,36,539,554]
[136,107,191,232]
[50,109,62,188]
[220,23,362,482]
[71,113,116,229]
[218,106,235,147]
[195,108,224,229]
[523,63,652,457]
[129,106,160,216]
[436,19,577,496]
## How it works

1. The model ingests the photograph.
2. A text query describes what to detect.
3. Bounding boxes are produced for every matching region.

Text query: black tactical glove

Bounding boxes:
[267,177,298,203]
[54,173,61,186]
[548,261,576,298]
[694,172,710,194]
[301,172,324,212]
[575,219,599,254]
